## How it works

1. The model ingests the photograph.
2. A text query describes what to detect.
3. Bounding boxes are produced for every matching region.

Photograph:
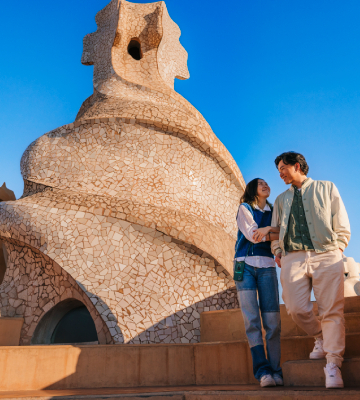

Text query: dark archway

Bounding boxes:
[128,38,142,60]
[31,298,98,345]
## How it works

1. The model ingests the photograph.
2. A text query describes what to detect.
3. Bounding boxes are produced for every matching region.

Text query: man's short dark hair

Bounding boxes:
[275,152,309,175]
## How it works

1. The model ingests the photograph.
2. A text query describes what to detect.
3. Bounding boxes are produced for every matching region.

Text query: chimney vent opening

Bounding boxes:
[128,39,142,60]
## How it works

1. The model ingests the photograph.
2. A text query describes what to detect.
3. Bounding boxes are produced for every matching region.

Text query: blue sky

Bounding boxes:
[1,0,360,262]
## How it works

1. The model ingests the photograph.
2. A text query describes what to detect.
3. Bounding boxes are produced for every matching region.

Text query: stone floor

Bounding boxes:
[1,385,360,400]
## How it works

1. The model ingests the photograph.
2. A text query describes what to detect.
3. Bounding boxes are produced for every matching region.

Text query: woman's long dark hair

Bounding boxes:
[240,178,272,208]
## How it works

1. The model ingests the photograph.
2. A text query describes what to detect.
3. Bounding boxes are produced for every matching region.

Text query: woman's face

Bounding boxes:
[257,179,270,199]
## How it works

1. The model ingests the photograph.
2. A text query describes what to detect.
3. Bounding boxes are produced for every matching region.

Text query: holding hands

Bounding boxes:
[275,252,282,268]
[252,226,271,242]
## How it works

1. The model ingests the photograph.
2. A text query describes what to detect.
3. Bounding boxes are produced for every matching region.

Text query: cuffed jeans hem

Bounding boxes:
[326,355,343,368]
[273,369,283,378]
[250,344,275,381]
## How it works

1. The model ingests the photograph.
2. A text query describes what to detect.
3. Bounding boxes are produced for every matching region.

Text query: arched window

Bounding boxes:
[128,38,142,60]
[31,299,98,345]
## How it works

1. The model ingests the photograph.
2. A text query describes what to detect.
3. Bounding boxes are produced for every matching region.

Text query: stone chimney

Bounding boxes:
[0,183,16,202]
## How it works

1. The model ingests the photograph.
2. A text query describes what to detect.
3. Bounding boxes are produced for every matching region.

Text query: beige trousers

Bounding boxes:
[281,249,345,367]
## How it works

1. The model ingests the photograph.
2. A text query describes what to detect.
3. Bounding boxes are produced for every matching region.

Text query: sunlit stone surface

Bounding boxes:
[0,0,245,345]
[344,257,360,297]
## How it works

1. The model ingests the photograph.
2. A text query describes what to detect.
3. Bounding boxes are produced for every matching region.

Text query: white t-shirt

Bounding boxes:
[235,204,275,268]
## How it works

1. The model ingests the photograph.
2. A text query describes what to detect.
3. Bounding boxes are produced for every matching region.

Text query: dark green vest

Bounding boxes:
[285,186,314,252]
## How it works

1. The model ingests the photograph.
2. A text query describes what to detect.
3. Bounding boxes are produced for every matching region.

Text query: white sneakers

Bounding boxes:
[260,374,276,387]
[260,366,343,389]
[309,338,344,388]
[310,337,326,359]
[260,374,283,387]
[273,373,284,386]
[324,362,344,389]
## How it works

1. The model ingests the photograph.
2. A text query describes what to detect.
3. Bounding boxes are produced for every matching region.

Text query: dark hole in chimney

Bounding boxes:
[128,39,142,60]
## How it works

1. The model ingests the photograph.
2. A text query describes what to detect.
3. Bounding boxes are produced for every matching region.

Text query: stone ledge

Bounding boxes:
[1,386,360,400]
[0,342,257,391]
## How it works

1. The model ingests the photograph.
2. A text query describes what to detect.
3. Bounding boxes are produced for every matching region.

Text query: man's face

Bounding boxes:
[277,160,300,185]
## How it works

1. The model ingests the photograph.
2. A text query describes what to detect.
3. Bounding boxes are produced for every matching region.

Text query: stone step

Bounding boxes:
[199,319,360,366]
[283,358,360,387]
[344,296,360,313]
[0,343,259,391]
[1,386,360,400]
[0,340,358,393]
[282,312,360,338]
[200,296,360,343]
[344,313,360,334]
[281,332,360,364]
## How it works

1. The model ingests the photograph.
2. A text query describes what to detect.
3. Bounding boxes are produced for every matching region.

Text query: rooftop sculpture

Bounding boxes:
[0,0,245,345]
[0,183,15,203]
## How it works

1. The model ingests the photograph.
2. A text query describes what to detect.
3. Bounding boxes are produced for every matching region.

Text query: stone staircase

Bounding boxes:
[201,295,360,387]
[0,297,359,399]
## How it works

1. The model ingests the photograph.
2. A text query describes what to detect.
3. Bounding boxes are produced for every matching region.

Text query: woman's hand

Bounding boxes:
[252,226,270,242]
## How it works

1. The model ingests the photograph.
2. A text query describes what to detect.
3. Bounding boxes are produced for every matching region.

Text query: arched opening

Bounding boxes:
[31,299,98,345]
[0,242,8,285]
[128,38,142,60]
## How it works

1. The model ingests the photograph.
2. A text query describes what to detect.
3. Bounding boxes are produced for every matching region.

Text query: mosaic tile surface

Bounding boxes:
[0,0,244,344]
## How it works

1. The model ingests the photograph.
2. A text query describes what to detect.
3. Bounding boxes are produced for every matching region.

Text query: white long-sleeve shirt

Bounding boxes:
[235,204,275,268]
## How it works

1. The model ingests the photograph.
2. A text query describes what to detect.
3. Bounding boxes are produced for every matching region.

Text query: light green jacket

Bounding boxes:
[271,178,351,255]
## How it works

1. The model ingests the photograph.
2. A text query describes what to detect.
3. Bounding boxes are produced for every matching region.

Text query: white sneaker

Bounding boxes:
[273,373,284,386]
[310,337,326,359]
[260,374,276,387]
[324,363,344,389]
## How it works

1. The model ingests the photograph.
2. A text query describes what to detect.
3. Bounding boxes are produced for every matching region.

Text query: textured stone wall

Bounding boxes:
[21,120,239,245]
[0,240,111,345]
[0,191,238,344]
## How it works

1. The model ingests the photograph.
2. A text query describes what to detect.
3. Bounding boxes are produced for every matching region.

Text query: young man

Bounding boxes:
[271,151,350,389]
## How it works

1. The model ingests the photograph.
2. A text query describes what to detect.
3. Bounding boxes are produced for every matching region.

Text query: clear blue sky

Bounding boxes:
[1,0,359,261]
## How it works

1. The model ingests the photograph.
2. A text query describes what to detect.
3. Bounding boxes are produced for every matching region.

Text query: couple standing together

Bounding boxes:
[234,151,350,389]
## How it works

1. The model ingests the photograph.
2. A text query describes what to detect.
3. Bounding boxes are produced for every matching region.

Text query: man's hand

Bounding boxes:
[275,252,282,268]
[253,227,270,242]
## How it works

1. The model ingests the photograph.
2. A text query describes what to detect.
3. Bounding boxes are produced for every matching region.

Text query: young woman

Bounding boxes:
[234,178,282,387]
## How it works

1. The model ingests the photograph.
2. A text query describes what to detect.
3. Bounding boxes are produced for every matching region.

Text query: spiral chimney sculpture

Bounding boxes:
[0,0,244,345]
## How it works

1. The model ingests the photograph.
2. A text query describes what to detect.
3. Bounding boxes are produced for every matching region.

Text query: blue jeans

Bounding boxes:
[235,264,282,381]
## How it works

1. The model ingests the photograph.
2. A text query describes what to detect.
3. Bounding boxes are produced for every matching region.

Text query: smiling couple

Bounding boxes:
[233,151,351,389]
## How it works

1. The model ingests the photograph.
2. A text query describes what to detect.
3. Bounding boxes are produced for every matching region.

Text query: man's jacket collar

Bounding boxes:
[289,177,313,192]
